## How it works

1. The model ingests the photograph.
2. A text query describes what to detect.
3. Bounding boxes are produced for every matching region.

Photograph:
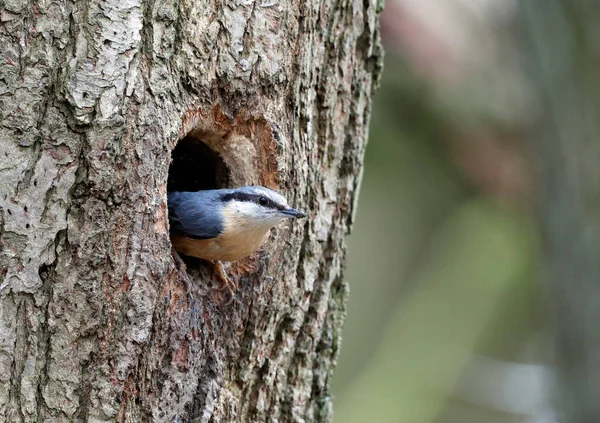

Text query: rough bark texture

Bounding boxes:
[0,0,382,422]
[520,1,600,421]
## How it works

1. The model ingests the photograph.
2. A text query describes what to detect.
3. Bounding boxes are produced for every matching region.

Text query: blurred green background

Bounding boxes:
[332,2,549,422]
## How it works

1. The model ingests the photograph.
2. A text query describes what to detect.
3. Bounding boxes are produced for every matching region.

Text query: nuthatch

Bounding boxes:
[168,186,306,297]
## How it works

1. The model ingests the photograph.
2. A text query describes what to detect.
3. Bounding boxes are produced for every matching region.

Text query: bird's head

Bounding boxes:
[221,186,306,228]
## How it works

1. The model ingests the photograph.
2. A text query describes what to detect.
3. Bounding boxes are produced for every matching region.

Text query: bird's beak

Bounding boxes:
[281,208,306,218]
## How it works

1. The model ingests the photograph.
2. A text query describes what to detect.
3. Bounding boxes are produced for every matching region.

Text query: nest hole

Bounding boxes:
[167,136,231,283]
[167,136,229,192]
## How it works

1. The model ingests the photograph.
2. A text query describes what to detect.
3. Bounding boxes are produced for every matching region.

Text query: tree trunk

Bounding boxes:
[520,1,600,420]
[0,0,382,421]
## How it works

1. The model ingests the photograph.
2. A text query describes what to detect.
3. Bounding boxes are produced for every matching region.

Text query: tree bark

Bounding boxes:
[0,0,382,421]
[520,1,600,421]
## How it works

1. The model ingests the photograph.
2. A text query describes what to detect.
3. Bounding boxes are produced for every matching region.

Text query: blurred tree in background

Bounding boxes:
[521,0,600,421]
[331,1,558,422]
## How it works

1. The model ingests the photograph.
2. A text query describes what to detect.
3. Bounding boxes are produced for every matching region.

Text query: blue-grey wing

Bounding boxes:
[168,191,224,239]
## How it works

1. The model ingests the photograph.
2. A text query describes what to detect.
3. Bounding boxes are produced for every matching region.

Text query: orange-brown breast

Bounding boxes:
[171,206,274,261]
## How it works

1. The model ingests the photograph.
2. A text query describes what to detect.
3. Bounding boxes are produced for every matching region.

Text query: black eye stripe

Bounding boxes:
[253,195,277,209]
[222,192,283,210]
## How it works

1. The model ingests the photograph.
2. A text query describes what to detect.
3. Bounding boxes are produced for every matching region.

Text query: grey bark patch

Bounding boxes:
[0,0,382,421]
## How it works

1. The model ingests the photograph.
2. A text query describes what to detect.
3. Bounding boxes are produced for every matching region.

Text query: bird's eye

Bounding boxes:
[259,196,268,206]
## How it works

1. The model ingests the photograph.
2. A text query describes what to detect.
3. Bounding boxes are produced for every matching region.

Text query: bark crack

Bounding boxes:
[9,298,26,422]
[1,0,381,419]
[35,231,62,420]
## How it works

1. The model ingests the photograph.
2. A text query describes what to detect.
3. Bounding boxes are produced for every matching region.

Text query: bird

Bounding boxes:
[167,186,306,299]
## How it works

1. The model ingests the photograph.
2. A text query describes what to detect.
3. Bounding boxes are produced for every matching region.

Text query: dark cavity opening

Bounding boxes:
[167,136,230,290]
[167,136,229,192]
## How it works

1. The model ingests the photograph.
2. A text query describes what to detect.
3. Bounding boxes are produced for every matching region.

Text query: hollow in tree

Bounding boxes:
[0,1,383,421]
